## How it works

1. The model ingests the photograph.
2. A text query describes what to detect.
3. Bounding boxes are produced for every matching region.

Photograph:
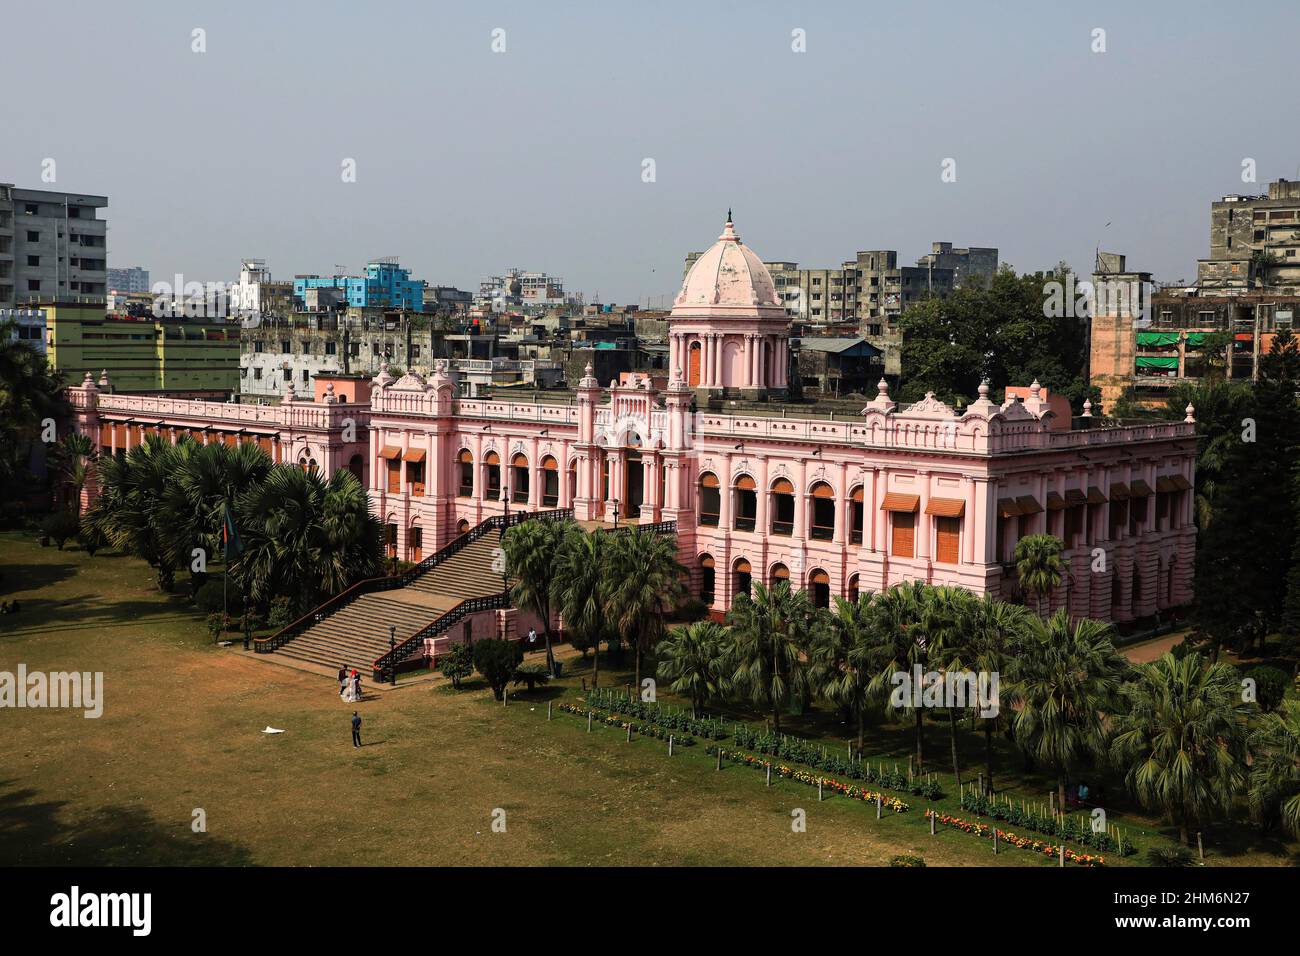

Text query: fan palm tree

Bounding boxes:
[866,581,930,772]
[656,620,730,718]
[1111,651,1250,845]
[235,465,382,613]
[1007,609,1128,812]
[967,594,1032,794]
[83,434,186,591]
[0,317,64,487]
[552,525,612,688]
[1249,701,1300,838]
[922,585,977,789]
[606,527,685,690]
[727,581,816,734]
[502,518,569,675]
[1015,534,1064,616]
[54,431,96,510]
[812,591,876,756]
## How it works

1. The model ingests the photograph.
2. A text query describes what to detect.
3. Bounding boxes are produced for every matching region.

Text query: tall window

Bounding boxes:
[406,459,425,497]
[700,554,715,604]
[890,511,915,558]
[511,454,530,504]
[734,476,757,531]
[850,487,864,544]
[934,516,960,564]
[699,472,720,526]
[733,558,751,599]
[771,479,794,535]
[808,569,830,608]
[541,456,559,507]
[457,450,474,497]
[810,482,835,540]
[770,563,790,589]
[485,452,501,498]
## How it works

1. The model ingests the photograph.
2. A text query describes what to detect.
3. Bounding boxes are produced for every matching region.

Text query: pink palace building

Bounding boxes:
[70,216,1198,623]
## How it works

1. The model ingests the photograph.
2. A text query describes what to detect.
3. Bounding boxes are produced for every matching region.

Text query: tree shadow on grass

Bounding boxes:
[0,592,196,640]
[0,554,79,597]
[0,779,255,867]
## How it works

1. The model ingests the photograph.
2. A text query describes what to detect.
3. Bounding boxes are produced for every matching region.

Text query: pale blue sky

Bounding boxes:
[5,0,1299,304]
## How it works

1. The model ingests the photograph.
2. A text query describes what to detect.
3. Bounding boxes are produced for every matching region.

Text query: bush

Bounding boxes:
[566,628,595,658]
[472,638,524,700]
[41,509,80,550]
[1247,665,1290,712]
[890,855,926,867]
[439,642,474,688]
[1146,845,1195,867]
[194,578,240,616]
[673,597,709,622]
[512,662,551,692]
[267,595,295,631]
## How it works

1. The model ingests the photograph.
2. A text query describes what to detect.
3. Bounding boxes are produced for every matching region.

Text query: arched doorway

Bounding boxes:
[541,455,559,507]
[698,472,720,526]
[771,478,794,535]
[457,449,474,497]
[484,451,501,499]
[733,558,752,599]
[770,562,790,590]
[810,482,835,540]
[699,554,715,604]
[511,454,530,504]
[456,518,470,538]
[688,341,702,387]
[624,447,644,517]
[348,453,364,485]
[808,568,830,608]
[407,523,423,562]
[734,475,757,531]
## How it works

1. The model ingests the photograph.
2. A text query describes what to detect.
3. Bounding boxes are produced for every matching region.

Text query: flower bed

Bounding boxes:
[580,687,729,739]
[708,748,911,812]
[925,811,1107,867]
[731,726,944,800]
[556,701,696,746]
[959,792,1134,855]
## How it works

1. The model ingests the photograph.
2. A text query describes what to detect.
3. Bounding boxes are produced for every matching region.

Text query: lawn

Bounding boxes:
[1,531,1294,867]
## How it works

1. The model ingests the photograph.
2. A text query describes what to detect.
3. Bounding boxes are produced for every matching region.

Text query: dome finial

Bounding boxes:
[726,207,732,224]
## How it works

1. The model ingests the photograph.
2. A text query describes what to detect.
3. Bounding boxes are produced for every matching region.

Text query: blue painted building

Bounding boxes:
[294,258,424,311]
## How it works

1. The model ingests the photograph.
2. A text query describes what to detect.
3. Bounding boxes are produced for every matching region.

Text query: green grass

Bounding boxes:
[1,531,1295,867]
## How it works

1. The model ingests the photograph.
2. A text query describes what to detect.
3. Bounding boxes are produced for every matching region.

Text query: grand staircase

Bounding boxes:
[256,511,571,677]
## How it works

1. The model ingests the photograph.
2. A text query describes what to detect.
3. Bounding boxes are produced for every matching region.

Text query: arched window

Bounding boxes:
[348,453,364,486]
[810,482,835,540]
[484,451,501,498]
[848,573,860,604]
[699,472,720,526]
[733,558,752,599]
[770,562,790,589]
[808,568,830,608]
[456,518,470,537]
[850,487,864,544]
[734,475,757,531]
[407,524,423,562]
[771,478,795,536]
[699,554,715,604]
[511,453,530,504]
[540,455,559,507]
[457,449,474,497]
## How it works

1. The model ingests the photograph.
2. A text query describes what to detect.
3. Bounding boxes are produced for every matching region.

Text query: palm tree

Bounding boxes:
[1007,609,1128,812]
[812,591,876,757]
[1111,651,1250,845]
[0,317,64,488]
[54,431,96,511]
[552,525,612,688]
[83,434,186,591]
[1014,534,1064,616]
[656,620,730,718]
[502,518,568,675]
[728,581,815,735]
[922,585,977,789]
[606,527,685,690]
[866,581,930,772]
[235,465,382,613]
[1248,700,1300,839]
[967,594,1032,794]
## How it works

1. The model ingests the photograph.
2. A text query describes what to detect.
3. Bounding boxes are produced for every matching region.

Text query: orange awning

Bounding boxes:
[997,498,1022,518]
[924,497,965,517]
[402,447,426,463]
[1064,488,1088,507]
[1045,491,1067,511]
[379,445,402,460]
[1109,482,1131,501]
[811,482,834,499]
[772,478,794,495]
[1129,479,1154,497]
[700,472,720,489]
[735,475,756,491]
[880,492,920,513]
[1016,494,1043,515]
[1155,476,1178,493]
[1170,474,1192,491]
[1087,486,1108,505]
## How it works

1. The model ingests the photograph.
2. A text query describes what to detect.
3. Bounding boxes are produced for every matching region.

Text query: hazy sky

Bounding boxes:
[5,0,1299,305]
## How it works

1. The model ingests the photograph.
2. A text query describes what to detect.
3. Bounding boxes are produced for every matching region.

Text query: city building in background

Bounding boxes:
[476,269,566,312]
[1,306,47,355]
[107,265,149,294]
[293,258,424,312]
[0,184,108,308]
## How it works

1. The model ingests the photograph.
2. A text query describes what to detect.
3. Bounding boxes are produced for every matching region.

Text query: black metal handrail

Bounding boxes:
[371,590,511,678]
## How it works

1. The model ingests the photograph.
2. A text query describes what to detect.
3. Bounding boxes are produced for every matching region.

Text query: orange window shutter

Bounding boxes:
[891,512,915,558]
[935,516,960,564]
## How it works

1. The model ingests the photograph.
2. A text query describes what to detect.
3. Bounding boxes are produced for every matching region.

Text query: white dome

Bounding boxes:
[672,215,783,318]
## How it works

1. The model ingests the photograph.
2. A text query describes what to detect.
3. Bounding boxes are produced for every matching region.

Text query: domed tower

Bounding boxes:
[669,212,791,401]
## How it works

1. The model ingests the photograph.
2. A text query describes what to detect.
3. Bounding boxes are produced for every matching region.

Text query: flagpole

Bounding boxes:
[222,497,228,644]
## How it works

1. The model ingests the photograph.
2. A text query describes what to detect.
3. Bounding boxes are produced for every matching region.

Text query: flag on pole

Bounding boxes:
[222,500,243,559]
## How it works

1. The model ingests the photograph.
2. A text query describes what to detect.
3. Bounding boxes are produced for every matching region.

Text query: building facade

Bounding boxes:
[107,265,150,295]
[0,184,108,308]
[72,218,1194,624]
[294,258,424,311]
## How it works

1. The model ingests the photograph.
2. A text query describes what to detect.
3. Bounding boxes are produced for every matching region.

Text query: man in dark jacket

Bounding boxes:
[351,711,362,748]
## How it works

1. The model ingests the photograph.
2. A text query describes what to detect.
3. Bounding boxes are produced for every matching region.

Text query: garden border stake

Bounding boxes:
[1197,832,1204,865]
[876,794,881,820]
[1059,844,1064,867]
[587,711,592,732]
[668,734,674,757]
[929,807,935,836]
[994,827,999,854]
[818,778,823,802]
[547,701,552,721]
[766,763,771,787]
